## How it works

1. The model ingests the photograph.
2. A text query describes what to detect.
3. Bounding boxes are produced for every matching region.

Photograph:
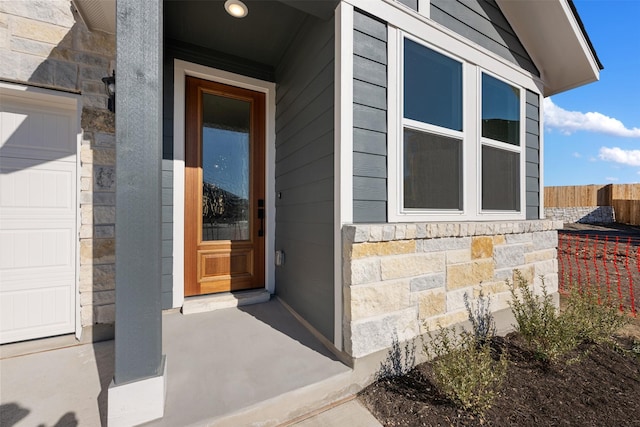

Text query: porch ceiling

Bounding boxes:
[164,0,336,68]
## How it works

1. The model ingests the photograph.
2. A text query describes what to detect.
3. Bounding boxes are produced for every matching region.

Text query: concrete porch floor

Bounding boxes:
[0,299,375,426]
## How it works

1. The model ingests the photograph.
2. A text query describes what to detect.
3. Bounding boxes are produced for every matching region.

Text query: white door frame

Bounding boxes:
[172,59,276,308]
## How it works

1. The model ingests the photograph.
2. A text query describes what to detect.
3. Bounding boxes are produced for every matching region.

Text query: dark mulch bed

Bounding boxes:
[359,333,640,427]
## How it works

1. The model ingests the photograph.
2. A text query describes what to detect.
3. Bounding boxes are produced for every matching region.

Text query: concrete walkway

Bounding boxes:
[1,299,383,426]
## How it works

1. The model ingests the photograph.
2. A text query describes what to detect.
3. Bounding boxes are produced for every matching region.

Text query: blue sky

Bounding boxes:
[543,0,640,186]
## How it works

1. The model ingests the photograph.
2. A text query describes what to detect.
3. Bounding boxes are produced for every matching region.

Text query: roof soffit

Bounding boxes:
[496,0,601,96]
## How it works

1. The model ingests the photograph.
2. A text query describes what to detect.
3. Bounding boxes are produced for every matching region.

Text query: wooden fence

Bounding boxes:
[545,184,640,225]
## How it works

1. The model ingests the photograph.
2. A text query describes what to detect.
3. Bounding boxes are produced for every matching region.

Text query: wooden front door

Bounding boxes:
[185,77,265,296]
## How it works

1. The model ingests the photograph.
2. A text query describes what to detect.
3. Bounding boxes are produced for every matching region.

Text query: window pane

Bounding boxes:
[482,145,520,211]
[404,129,462,210]
[482,74,520,145]
[404,39,462,131]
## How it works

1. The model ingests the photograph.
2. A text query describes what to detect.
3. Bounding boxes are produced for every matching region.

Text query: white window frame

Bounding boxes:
[388,23,533,222]
[477,70,526,217]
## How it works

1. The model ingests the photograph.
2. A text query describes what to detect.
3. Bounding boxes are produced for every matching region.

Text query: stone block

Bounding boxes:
[525,249,556,264]
[534,259,557,276]
[394,224,406,240]
[53,60,78,90]
[93,206,115,224]
[351,240,416,259]
[79,264,116,291]
[81,107,115,133]
[506,233,533,244]
[72,24,115,56]
[81,290,115,306]
[94,132,115,147]
[422,310,467,334]
[81,147,115,165]
[353,226,370,243]
[514,266,535,286]
[94,225,115,238]
[493,244,525,268]
[418,289,446,319]
[475,281,510,297]
[350,258,381,285]
[349,307,419,358]
[10,36,55,57]
[419,237,470,252]
[493,234,506,245]
[350,280,411,321]
[0,1,76,27]
[80,224,92,239]
[81,306,93,326]
[446,249,471,264]
[12,15,69,44]
[446,259,494,290]
[381,253,445,280]
[382,225,395,241]
[533,231,558,250]
[80,177,92,191]
[416,223,427,238]
[94,166,115,191]
[95,304,115,324]
[446,288,470,313]
[369,225,383,242]
[81,205,93,225]
[410,273,445,292]
[80,238,115,265]
[405,224,417,239]
[471,236,493,259]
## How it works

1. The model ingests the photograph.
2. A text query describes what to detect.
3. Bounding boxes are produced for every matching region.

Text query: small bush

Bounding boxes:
[425,327,507,414]
[563,286,629,345]
[377,332,416,380]
[508,271,578,362]
[464,289,497,345]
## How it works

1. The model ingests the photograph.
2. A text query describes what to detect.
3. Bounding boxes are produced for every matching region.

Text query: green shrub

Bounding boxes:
[425,327,507,414]
[563,286,629,345]
[508,271,578,362]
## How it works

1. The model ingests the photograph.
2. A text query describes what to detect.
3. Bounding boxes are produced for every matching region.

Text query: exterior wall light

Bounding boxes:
[101,71,116,113]
[224,0,248,18]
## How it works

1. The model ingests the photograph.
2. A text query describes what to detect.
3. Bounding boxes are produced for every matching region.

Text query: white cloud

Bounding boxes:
[605,177,619,182]
[543,99,640,138]
[599,147,640,166]
[572,152,582,158]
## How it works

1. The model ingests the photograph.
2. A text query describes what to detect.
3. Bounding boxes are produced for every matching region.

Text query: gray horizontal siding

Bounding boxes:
[525,90,540,219]
[353,9,387,223]
[274,15,335,342]
[431,0,539,76]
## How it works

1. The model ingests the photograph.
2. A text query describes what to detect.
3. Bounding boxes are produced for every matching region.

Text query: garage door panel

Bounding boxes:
[0,285,73,343]
[0,101,76,161]
[0,159,76,218]
[1,88,78,344]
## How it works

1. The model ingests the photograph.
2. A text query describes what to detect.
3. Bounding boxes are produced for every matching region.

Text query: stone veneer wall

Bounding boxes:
[544,206,615,224]
[0,1,116,331]
[343,220,562,358]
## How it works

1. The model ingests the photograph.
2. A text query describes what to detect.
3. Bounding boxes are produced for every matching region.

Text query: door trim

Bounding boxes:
[172,59,276,308]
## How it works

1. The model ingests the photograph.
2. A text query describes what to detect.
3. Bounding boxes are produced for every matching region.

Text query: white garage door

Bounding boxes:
[0,85,79,344]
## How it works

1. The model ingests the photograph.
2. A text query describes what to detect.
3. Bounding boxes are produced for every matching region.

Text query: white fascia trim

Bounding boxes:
[334,1,353,351]
[107,355,167,426]
[417,0,430,18]
[172,59,277,308]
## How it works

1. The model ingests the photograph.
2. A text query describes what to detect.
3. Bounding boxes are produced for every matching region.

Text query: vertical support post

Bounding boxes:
[108,0,166,425]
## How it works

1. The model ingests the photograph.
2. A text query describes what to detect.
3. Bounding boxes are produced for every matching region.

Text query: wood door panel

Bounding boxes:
[185,76,265,297]
[200,248,253,278]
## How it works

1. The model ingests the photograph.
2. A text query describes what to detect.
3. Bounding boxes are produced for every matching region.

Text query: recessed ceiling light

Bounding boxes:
[224,0,248,18]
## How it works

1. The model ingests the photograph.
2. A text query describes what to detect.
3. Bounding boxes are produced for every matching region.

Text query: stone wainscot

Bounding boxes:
[343,220,562,358]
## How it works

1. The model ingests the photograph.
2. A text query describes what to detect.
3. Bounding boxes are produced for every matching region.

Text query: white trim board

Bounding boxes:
[172,59,277,309]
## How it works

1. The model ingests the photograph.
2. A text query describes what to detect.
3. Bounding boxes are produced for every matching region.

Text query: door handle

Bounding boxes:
[258,199,264,237]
